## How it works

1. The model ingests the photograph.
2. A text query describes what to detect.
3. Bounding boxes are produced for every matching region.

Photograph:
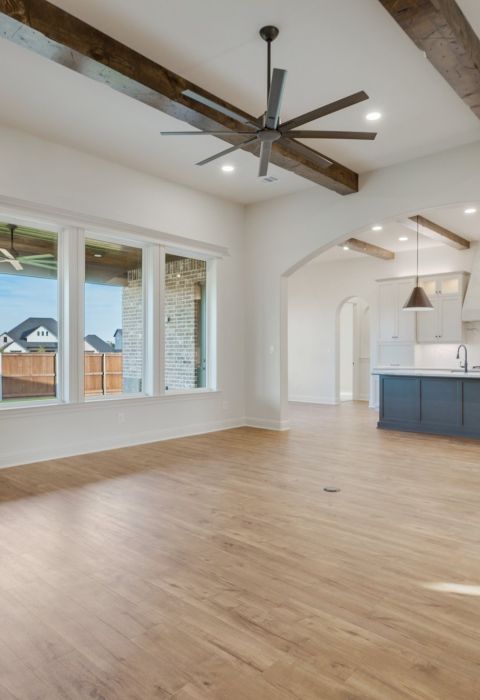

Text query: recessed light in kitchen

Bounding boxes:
[372,225,383,231]
[399,236,408,241]
[221,164,235,173]
[464,207,477,214]
[343,245,350,251]
[366,111,382,121]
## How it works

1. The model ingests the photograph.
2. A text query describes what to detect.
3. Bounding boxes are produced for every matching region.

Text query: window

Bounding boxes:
[0,221,58,404]
[84,237,144,397]
[165,254,207,390]
[0,210,219,409]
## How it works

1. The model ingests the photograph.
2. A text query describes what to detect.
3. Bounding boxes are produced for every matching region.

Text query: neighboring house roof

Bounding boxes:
[4,318,112,353]
[84,334,113,353]
[8,317,58,343]
[2,340,28,353]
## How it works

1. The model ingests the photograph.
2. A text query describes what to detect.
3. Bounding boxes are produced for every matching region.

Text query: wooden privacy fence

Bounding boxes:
[0,352,123,399]
[0,352,56,399]
[84,353,123,395]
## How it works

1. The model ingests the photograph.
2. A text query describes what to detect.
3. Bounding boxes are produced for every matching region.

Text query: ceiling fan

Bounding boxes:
[0,224,57,272]
[161,26,377,177]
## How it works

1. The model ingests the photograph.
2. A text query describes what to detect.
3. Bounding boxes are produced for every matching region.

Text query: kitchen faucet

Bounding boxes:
[456,344,468,373]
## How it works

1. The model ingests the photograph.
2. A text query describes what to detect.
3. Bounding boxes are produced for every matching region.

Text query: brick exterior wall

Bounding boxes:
[122,269,143,393]
[165,257,206,390]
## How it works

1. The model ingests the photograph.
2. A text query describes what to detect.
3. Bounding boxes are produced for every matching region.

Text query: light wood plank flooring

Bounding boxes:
[1,401,480,699]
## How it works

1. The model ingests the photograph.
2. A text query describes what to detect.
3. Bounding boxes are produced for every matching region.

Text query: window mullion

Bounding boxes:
[144,244,164,396]
[59,226,84,403]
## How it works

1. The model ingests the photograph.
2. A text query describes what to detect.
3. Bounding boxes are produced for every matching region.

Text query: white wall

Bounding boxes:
[288,244,477,407]
[245,140,480,428]
[0,124,246,468]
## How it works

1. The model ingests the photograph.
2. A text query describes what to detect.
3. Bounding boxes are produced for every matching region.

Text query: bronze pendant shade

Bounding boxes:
[403,216,433,311]
[403,285,433,311]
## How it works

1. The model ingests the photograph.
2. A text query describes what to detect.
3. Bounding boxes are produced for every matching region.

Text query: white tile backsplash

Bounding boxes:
[415,322,480,369]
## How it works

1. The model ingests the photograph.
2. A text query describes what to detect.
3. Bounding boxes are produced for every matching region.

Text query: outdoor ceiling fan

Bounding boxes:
[161,26,377,177]
[0,224,57,272]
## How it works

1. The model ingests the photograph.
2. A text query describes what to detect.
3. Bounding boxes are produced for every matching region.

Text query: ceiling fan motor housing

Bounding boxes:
[259,26,279,43]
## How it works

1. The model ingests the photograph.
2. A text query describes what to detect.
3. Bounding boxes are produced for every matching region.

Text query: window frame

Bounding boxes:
[0,203,221,412]
[83,231,147,402]
[0,215,63,409]
[163,248,217,394]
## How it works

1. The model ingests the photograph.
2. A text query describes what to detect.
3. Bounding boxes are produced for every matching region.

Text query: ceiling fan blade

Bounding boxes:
[182,89,259,128]
[280,90,369,131]
[287,130,377,140]
[258,141,272,177]
[160,130,256,136]
[18,254,55,260]
[196,136,258,166]
[0,248,14,260]
[22,260,56,270]
[266,69,287,130]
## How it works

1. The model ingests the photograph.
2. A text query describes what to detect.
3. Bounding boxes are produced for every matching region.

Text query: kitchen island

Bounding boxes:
[373,369,480,439]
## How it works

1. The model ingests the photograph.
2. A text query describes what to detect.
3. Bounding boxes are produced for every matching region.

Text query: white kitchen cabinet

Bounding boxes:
[416,272,468,343]
[378,278,416,342]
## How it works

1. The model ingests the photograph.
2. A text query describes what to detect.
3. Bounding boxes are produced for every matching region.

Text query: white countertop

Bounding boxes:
[372,367,480,379]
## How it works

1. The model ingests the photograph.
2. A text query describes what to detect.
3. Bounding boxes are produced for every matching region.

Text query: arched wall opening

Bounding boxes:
[264,174,480,429]
[337,297,370,404]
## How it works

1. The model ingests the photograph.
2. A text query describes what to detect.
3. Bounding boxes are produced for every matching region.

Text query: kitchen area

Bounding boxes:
[288,204,480,437]
[374,267,480,438]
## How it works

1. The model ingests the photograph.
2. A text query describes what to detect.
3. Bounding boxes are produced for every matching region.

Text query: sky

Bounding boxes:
[0,274,122,342]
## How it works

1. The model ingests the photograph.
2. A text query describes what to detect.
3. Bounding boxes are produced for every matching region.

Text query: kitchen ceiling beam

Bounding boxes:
[341,238,395,260]
[402,215,470,249]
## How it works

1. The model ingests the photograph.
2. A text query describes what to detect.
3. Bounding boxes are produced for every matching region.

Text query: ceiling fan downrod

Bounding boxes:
[259,25,279,101]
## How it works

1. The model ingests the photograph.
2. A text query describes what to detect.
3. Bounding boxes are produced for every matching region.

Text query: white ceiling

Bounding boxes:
[313,204,480,262]
[1,0,480,203]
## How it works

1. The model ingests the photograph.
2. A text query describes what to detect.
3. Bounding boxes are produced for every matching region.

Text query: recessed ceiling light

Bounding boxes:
[366,111,382,121]
[221,164,235,173]
[93,253,103,258]
[464,207,477,214]
[343,245,350,251]
[399,236,408,241]
[372,225,383,231]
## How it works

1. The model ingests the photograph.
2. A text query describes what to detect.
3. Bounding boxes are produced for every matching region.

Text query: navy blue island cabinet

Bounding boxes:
[377,373,480,439]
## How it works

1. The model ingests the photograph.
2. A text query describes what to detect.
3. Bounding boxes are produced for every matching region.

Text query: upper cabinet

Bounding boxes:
[378,278,416,343]
[416,272,469,343]
[377,272,469,347]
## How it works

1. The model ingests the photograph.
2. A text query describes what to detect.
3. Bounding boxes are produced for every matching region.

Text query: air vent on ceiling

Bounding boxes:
[263,175,279,183]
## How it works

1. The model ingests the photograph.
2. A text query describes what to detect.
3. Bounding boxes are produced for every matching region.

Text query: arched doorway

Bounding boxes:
[338,297,370,403]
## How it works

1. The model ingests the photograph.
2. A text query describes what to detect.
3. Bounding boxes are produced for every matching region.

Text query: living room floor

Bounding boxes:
[1,401,479,699]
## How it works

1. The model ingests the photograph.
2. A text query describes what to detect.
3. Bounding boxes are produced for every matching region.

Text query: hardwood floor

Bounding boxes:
[1,401,480,698]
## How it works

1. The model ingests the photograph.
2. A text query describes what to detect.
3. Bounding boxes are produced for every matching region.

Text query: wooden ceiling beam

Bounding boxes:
[0,0,359,195]
[401,215,470,249]
[378,0,480,118]
[341,238,395,260]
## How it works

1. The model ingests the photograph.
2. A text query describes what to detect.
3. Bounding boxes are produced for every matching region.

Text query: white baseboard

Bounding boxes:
[244,416,290,431]
[289,395,339,405]
[0,417,245,470]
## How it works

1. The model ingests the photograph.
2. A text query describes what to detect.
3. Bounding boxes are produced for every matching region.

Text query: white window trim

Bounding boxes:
[163,249,218,394]
[0,202,224,412]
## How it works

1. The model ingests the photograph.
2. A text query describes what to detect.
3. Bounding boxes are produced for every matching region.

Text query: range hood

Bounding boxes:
[462,242,480,321]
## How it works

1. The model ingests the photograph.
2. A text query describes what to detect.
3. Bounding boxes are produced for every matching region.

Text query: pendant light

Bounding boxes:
[403,215,433,311]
